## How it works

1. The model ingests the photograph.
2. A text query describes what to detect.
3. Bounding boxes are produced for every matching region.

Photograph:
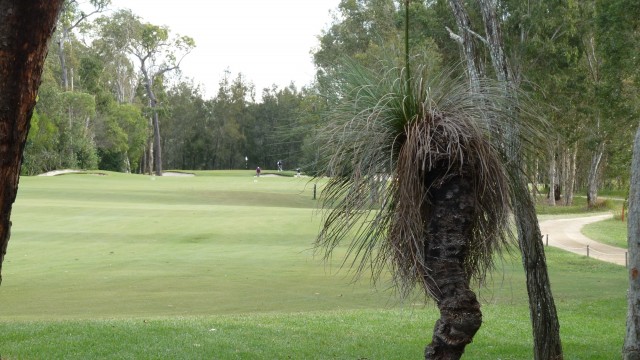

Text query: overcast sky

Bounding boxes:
[106,0,340,99]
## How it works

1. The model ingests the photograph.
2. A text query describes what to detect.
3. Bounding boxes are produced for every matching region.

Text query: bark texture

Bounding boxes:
[424,173,481,359]
[511,179,563,360]
[623,125,640,360]
[562,144,577,206]
[548,146,557,206]
[587,141,605,207]
[0,0,63,283]
[476,1,563,358]
[447,0,483,93]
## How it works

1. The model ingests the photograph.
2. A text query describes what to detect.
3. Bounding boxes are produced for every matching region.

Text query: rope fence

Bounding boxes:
[543,234,628,268]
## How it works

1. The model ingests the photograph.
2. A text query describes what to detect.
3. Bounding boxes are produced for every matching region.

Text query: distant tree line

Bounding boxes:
[24,1,326,176]
[25,0,638,206]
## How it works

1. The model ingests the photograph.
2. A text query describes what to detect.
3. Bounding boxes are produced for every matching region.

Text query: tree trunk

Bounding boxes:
[512,179,563,359]
[447,0,484,91]
[548,145,557,206]
[140,66,163,176]
[57,31,69,90]
[0,0,64,283]
[424,174,481,359]
[152,110,163,176]
[124,155,131,174]
[532,159,539,199]
[476,0,564,358]
[563,143,577,206]
[623,125,640,360]
[587,141,605,207]
[147,127,154,175]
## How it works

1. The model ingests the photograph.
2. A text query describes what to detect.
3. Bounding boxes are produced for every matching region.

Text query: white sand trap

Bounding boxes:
[38,169,84,176]
[162,171,195,177]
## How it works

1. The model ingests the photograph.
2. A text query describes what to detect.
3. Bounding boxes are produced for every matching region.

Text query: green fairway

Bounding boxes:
[3,171,392,319]
[0,171,628,359]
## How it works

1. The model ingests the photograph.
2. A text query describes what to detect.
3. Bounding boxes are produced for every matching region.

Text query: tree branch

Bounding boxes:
[466,27,489,46]
[445,26,463,44]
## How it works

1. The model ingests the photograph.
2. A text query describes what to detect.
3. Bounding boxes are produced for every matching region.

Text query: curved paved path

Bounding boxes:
[539,213,627,266]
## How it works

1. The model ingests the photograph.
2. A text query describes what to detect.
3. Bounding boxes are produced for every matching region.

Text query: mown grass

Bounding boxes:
[582,218,628,248]
[0,171,628,359]
[534,194,624,216]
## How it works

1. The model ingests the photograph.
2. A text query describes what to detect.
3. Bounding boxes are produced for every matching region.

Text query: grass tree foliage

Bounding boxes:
[313,53,548,358]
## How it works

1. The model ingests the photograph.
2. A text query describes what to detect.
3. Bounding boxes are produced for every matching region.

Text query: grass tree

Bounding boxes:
[314,58,544,359]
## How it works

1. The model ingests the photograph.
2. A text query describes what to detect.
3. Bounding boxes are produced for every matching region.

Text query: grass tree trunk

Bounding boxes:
[424,173,481,359]
[623,125,640,359]
[0,0,64,283]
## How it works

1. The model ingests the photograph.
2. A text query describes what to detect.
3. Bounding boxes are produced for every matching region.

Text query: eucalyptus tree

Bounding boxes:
[56,0,110,91]
[573,0,639,207]
[440,0,565,358]
[93,102,146,173]
[97,10,194,175]
[92,15,138,105]
[0,0,64,283]
[501,0,584,205]
[25,64,99,173]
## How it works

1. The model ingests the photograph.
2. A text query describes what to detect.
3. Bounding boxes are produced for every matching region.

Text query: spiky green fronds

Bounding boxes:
[315,59,541,299]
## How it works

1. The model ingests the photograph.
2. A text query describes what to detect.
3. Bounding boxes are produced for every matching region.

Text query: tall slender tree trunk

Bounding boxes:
[563,143,577,206]
[57,31,69,91]
[532,159,540,199]
[140,66,163,176]
[548,145,557,206]
[623,125,640,360]
[446,1,562,356]
[146,125,154,175]
[511,177,563,359]
[476,1,563,358]
[152,110,162,176]
[424,173,481,359]
[447,0,483,92]
[0,0,64,283]
[587,141,605,207]
[124,155,131,174]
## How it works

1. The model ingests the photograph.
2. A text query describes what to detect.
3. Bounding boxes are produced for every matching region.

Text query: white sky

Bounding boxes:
[106,0,340,99]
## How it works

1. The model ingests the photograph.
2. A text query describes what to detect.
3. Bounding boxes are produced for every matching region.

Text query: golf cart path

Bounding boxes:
[539,213,627,266]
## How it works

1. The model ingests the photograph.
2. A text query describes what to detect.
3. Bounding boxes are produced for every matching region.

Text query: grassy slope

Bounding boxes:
[0,172,628,359]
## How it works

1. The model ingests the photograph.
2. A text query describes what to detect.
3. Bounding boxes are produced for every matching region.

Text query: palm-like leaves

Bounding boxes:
[315,60,530,299]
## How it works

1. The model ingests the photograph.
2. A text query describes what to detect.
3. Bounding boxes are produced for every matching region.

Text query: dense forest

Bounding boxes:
[27,0,639,205]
